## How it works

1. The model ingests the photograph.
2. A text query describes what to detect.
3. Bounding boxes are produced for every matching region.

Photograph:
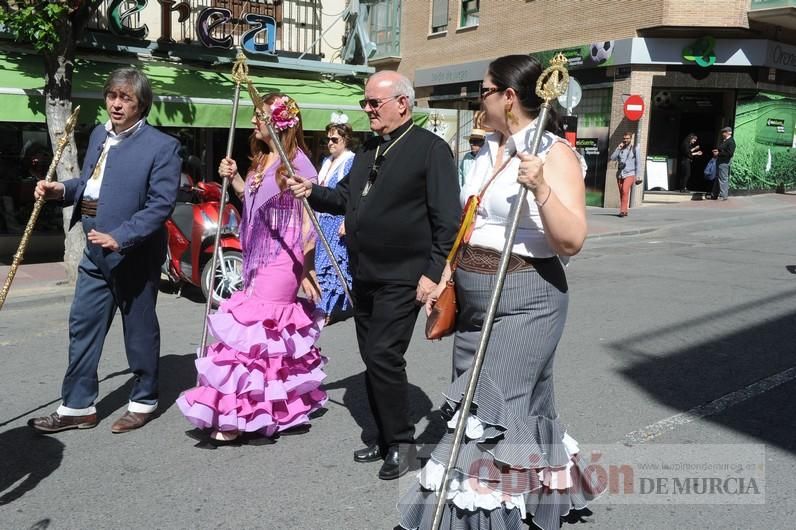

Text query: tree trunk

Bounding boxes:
[45,93,84,284]
[44,15,84,283]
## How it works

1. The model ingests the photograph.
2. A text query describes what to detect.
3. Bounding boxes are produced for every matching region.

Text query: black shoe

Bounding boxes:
[353,444,383,463]
[439,401,456,422]
[378,445,412,480]
[328,306,354,325]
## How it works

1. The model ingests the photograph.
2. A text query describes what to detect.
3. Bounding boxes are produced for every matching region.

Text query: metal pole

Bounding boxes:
[198,51,248,358]
[0,106,80,311]
[430,54,570,530]
[261,118,354,306]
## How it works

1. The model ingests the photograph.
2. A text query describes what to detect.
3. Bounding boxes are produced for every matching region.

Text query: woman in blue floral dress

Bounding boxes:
[314,122,355,323]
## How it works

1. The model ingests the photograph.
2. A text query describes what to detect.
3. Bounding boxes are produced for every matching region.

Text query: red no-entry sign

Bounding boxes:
[624,95,645,121]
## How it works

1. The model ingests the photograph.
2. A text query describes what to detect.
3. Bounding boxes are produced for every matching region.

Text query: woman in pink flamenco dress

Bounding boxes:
[177,93,327,443]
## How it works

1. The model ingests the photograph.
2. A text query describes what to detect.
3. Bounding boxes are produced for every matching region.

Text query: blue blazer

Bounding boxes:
[63,121,181,272]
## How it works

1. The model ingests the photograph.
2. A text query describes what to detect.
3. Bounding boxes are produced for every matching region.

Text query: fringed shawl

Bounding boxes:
[240,149,318,288]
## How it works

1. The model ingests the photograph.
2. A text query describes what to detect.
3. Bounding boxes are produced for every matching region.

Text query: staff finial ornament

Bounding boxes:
[536,52,570,102]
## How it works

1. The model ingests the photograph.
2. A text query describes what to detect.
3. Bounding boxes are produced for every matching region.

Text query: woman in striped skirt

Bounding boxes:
[398,54,605,530]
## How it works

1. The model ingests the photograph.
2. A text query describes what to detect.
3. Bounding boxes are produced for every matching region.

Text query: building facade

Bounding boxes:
[0,0,371,262]
[376,0,796,207]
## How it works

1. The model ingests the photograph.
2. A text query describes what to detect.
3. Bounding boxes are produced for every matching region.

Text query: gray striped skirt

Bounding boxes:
[398,259,604,530]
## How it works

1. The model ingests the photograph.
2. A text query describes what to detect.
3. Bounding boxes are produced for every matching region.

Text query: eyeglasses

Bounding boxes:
[480,86,503,100]
[358,95,401,110]
[327,137,341,144]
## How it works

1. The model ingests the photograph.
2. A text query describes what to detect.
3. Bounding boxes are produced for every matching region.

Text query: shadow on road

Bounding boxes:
[95,353,197,421]
[617,288,796,453]
[0,426,64,506]
[158,279,206,304]
[324,372,441,446]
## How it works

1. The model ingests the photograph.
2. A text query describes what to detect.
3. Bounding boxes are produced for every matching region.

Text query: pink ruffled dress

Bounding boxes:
[177,151,327,437]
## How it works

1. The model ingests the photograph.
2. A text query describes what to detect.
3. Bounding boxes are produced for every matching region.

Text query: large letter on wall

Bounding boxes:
[108,0,149,39]
[241,14,277,55]
[197,8,233,49]
[158,0,192,44]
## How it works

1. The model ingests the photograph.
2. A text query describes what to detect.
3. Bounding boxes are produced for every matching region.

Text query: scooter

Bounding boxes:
[163,178,243,307]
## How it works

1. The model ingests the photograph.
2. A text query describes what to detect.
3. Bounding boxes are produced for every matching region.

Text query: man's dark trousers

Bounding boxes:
[62,217,161,409]
[353,280,420,452]
[711,162,730,199]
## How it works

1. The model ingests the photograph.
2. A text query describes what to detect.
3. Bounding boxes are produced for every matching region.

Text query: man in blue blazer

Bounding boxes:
[29,68,181,434]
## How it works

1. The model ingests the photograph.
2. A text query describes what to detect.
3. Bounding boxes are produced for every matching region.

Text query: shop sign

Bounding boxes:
[107,0,278,55]
[679,94,716,109]
[767,118,786,133]
[768,43,796,72]
[575,138,599,156]
[536,42,616,69]
[682,36,716,67]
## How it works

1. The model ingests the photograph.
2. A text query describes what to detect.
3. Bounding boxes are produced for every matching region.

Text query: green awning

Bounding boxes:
[0,51,372,131]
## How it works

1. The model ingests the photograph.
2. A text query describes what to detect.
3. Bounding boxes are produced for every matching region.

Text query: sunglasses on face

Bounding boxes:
[358,95,401,110]
[327,137,341,144]
[480,86,503,100]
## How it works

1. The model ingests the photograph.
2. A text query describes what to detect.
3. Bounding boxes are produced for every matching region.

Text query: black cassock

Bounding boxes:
[308,119,461,451]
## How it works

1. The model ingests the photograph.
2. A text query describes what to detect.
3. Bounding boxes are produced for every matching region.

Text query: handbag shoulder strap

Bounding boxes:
[447,142,513,272]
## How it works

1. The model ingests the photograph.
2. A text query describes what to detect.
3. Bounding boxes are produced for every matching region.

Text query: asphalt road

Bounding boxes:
[1,203,794,529]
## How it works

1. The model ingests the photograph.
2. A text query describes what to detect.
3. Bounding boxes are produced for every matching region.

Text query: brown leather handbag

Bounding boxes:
[425,277,457,340]
[424,194,480,340]
[425,147,512,340]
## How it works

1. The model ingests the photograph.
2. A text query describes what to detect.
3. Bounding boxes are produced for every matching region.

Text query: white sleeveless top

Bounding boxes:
[460,121,586,258]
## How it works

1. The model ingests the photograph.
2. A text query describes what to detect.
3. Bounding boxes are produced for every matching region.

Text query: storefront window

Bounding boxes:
[0,125,63,237]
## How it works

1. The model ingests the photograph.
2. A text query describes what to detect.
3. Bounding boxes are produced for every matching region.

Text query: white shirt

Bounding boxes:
[83,119,145,199]
[317,150,354,187]
[460,121,586,258]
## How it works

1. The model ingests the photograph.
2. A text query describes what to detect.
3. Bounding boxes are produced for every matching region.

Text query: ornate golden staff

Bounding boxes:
[198,50,248,358]
[430,54,570,530]
[0,105,81,311]
[246,80,354,306]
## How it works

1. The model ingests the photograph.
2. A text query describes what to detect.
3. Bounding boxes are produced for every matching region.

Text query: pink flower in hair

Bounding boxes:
[270,96,300,131]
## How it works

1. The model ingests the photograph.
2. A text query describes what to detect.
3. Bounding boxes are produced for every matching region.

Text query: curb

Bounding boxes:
[587,227,659,240]
[585,203,794,242]
[1,286,74,310]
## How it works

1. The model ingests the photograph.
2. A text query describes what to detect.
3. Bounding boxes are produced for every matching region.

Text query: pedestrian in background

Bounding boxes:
[610,132,640,217]
[458,128,485,187]
[315,120,355,324]
[679,132,702,192]
[709,126,735,200]
[28,67,181,435]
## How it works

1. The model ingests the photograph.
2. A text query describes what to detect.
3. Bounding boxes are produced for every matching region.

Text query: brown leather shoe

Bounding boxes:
[28,412,98,433]
[111,411,153,434]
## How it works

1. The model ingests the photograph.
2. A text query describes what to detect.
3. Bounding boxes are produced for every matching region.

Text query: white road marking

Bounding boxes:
[623,366,796,444]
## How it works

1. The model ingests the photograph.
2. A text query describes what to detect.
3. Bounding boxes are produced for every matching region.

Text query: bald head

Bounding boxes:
[363,70,415,135]
[367,71,415,108]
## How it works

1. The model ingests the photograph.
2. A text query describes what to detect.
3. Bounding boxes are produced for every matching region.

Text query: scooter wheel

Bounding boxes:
[201,250,244,307]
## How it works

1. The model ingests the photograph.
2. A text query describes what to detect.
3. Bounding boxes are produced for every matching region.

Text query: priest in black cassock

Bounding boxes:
[288,70,460,480]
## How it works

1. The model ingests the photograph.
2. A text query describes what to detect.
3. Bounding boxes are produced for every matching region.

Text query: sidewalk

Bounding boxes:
[0,261,73,310]
[588,192,795,239]
[2,193,794,309]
